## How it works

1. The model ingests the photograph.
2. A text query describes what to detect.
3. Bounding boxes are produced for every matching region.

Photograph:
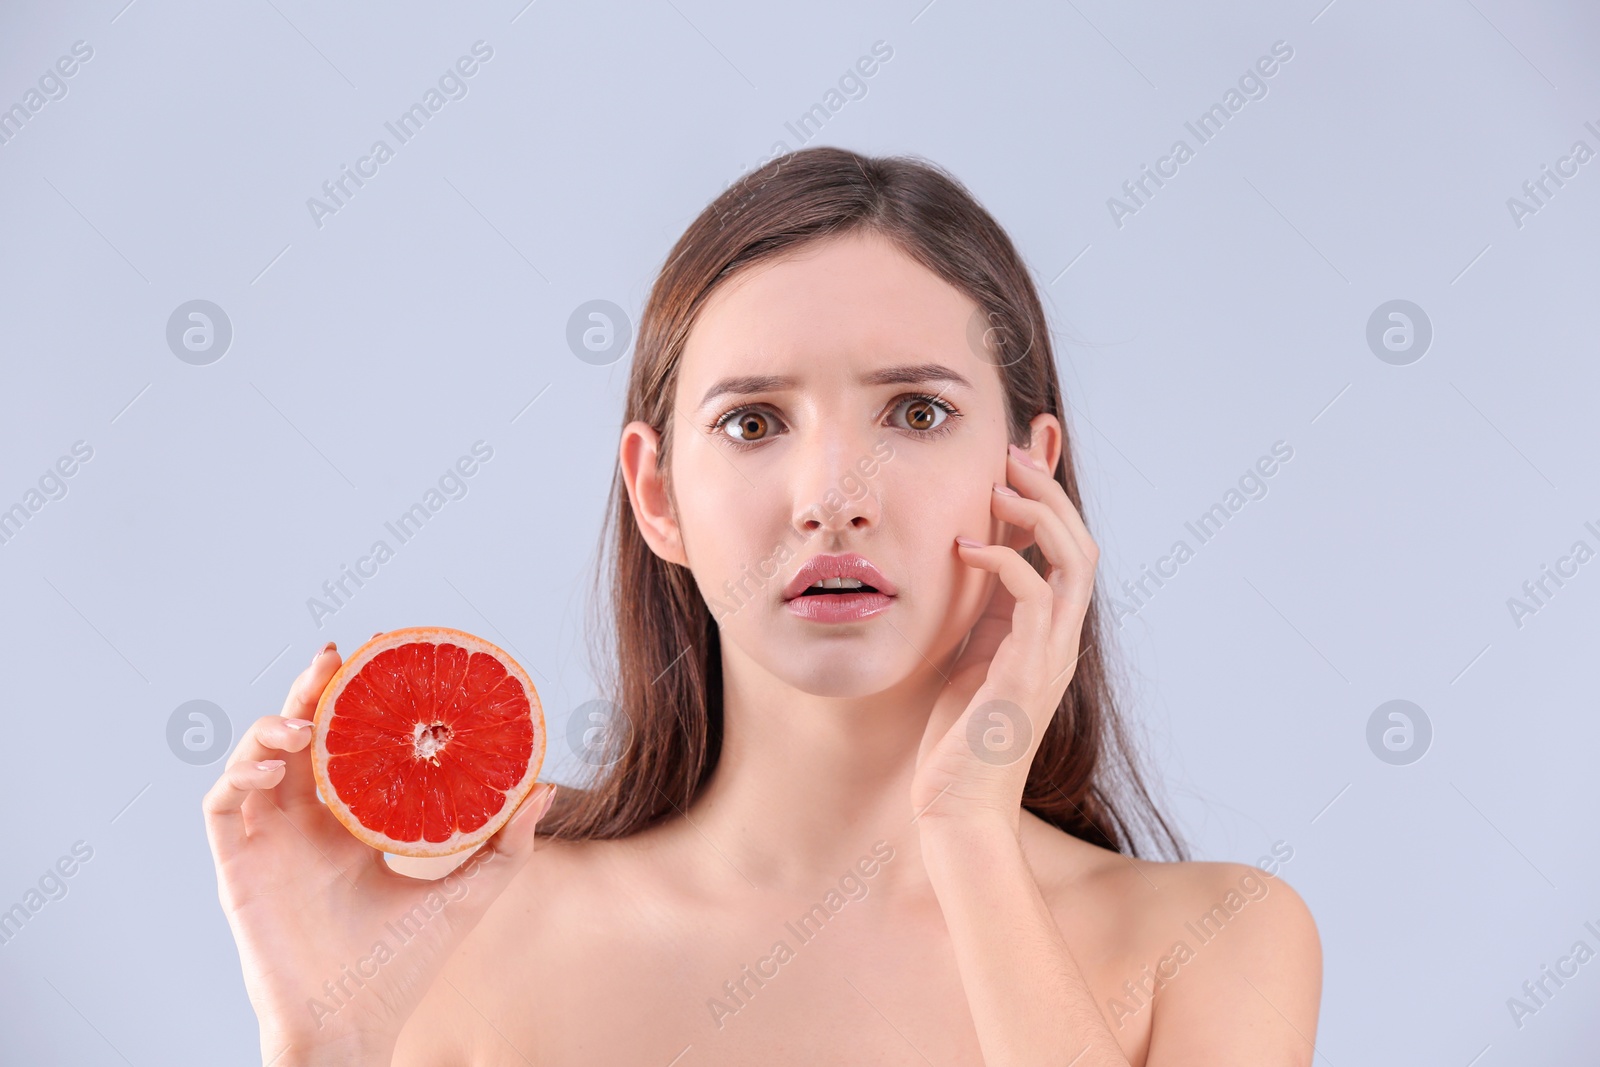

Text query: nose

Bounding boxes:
[789,429,882,538]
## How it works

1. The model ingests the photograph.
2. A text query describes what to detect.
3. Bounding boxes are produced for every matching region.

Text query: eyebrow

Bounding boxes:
[697,362,974,409]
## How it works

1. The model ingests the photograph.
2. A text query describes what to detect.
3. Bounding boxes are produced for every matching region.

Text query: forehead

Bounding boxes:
[677,230,992,403]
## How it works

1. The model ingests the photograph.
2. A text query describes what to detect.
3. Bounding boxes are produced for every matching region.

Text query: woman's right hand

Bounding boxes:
[202,643,557,1067]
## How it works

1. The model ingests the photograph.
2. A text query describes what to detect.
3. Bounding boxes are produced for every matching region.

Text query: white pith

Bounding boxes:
[413,721,451,761]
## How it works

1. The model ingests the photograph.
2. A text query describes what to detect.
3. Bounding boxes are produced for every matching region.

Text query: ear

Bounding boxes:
[999,413,1065,553]
[1023,412,1063,475]
[619,420,689,567]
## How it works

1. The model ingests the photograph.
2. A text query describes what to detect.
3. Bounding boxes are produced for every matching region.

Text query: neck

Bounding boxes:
[679,636,956,906]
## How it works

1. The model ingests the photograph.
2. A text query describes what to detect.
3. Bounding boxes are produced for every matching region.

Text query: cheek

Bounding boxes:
[677,461,789,583]
[893,478,995,587]
[902,460,1001,539]
[900,466,1005,610]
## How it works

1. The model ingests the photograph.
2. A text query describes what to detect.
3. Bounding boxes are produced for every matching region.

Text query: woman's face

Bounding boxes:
[622,229,1059,699]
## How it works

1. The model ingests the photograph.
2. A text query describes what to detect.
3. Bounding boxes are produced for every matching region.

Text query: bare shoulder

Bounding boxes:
[387,827,643,956]
[1021,815,1316,949]
[386,829,627,1067]
[1020,817,1321,1064]
[1140,856,1321,1065]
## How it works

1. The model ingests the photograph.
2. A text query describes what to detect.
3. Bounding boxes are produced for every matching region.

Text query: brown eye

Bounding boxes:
[723,410,774,443]
[896,396,950,432]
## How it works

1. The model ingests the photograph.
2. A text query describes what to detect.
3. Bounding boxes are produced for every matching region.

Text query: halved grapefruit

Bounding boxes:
[310,627,545,857]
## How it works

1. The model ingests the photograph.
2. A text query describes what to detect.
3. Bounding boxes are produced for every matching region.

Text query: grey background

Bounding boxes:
[1,0,1596,1063]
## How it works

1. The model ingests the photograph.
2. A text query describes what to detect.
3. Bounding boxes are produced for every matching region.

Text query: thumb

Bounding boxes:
[469,782,557,874]
[431,784,557,932]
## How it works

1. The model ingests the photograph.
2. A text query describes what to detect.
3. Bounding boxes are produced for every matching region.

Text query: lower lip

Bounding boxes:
[785,591,894,623]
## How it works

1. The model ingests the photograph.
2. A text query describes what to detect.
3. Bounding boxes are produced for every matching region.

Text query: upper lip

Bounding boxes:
[781,553,897,601]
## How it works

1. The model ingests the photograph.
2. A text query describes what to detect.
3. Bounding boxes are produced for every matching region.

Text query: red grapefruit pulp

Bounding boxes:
[311,627,546,857]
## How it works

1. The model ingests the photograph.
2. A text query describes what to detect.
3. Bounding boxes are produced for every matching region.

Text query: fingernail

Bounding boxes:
[538,785,558,818]
[993,483,1019,497]
[283,719,313,730]
[257,760,286,771]
[1009,443,1045,470]
[956,536,986,548]
[312,641,335,665]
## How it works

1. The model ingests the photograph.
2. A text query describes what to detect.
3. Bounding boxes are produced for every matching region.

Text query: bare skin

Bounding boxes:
[388,815,1315,1065]
[208,230,1320,1066]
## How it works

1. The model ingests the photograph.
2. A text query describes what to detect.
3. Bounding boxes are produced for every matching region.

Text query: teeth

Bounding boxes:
[809,576,866,590]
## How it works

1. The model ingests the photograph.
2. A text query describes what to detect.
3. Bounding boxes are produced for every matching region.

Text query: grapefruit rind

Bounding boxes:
[311,626,546,858]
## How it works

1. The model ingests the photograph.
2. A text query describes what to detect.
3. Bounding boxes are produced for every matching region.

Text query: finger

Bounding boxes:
[990,483,1089,580]
[990,484,1096,631]
[224,714,316,770]
[202,758,288,858]
[221,642,339,814]
[481,782,558,863]
[439,784,558,920]
[1007,445,1099,566]
[282,643,342,721]
[221,714,320,811]
[955,539,1052,656]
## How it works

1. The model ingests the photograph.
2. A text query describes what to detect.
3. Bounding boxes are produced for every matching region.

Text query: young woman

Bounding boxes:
[205,147,1320,1066]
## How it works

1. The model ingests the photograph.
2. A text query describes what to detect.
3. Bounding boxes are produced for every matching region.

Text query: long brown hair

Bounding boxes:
[541,146,1186,861]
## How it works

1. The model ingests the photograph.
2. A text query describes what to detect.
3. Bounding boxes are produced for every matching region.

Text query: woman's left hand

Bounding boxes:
[910,442,1101,832]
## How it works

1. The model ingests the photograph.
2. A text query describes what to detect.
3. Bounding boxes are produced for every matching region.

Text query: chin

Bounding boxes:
[761,642,909,700]
[785,673,897,701]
